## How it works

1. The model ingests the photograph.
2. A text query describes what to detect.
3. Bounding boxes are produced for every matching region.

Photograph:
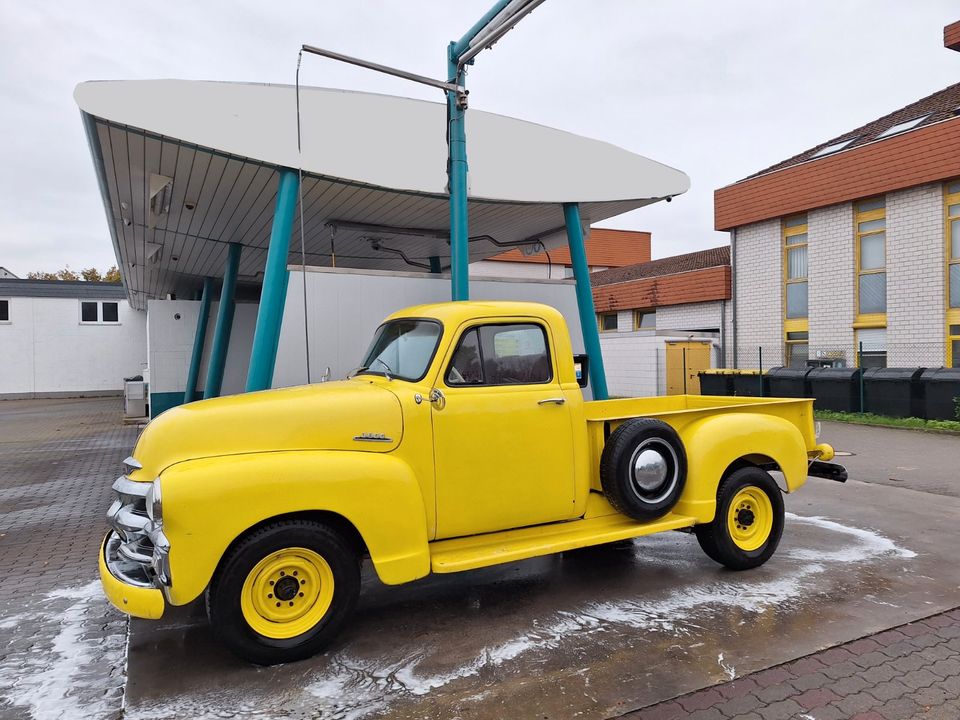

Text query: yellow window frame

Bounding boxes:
[782,214,809,340]
[854,198,887,325]
[633,309,655,331]
[597,311,618,333]
[945,181,960,366]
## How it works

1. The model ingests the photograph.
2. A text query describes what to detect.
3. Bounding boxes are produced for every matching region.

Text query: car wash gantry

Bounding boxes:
[74,0,690,411]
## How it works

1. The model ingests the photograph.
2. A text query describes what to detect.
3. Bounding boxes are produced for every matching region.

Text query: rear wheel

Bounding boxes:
[695,466,784,570]
[207,520,360,665]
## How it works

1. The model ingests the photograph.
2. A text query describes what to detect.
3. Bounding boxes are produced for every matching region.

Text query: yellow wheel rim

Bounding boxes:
[727,487,774,552]
[240,547,335,639]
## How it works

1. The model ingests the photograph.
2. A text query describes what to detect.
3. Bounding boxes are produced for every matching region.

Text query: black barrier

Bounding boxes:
[808,367,863,412]
[863,367,924,418]
[766,367,812,398]
[920,368,960,421]
[698,370,735,396]
[732,370,768,397]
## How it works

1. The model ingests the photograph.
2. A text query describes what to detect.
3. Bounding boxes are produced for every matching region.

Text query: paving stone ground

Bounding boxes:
[0,397,138,720]
[625,608,960,720]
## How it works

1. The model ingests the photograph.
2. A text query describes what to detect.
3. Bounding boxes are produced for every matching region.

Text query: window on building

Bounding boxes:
[634,310,656,330]
[855,197,887,319]
[0,299,9,323]
[810,138,857,158]
[101,302,119,323]
[80,300,121,325]
[856,327,887,369]
[946,180,960,367]
[875,116,928,139]
[598,312,618,332]
[783,213,809,363]
[785,331,809,368]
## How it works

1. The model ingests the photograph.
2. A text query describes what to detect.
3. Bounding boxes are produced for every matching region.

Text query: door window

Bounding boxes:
[447,323,551,386]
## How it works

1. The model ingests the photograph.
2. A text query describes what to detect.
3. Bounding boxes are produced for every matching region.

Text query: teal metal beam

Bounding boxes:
[563,202,609,400]
[184,277,213,403]
[246,169,300,392]
[447,45,469,301]
[203,243,242,399]
[451,0,513,57]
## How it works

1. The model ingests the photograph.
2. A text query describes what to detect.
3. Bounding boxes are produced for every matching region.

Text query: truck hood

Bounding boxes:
[131,379,403,477]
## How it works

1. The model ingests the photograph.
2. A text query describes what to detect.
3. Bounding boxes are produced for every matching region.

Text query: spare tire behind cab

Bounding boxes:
[599,418,687,522]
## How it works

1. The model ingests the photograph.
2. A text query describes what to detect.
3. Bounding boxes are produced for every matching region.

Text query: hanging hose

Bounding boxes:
[295,50,312,384]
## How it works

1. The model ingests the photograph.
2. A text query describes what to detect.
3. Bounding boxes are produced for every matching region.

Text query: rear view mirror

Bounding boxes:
[573,354,589,388]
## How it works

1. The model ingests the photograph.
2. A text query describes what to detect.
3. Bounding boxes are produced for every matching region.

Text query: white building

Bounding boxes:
[0,279,146,399]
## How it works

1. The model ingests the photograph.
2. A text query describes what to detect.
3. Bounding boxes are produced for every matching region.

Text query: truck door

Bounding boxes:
[431,321,578,539]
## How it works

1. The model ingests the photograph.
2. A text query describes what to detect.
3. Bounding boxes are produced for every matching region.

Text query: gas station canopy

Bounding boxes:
[75,80,689,309]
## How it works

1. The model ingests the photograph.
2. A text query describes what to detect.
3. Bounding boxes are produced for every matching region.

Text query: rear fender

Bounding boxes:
[674,413,808,523]
[159,451,430,605]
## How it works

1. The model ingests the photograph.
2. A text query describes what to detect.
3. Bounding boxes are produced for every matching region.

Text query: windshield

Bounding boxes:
[358,319,442,382]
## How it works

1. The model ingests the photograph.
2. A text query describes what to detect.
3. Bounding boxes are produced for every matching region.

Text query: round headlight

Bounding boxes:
[146,479,162,523]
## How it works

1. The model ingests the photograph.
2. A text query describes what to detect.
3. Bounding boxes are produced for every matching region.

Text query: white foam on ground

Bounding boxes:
[300,513,915,718]
[0,580,128,720]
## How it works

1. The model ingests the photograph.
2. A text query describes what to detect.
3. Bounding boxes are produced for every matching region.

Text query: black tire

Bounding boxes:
[207,520,360,665]
[599,418,687,522]
[695,466,784,571]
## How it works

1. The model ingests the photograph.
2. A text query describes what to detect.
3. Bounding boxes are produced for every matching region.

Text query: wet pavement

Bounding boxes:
[0,398,958,720]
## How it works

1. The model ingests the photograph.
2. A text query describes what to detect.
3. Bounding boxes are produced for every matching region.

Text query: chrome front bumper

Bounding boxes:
[105,476,171,589]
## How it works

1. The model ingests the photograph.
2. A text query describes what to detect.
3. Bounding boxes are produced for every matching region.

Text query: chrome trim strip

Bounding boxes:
[353,434,394,442]
[122,456,142,470]
[112,475,150,497]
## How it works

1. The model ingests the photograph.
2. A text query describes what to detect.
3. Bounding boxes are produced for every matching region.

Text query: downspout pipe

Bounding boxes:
[184,277,213,403]
[563,202,609,400]
[204,243,242,399]
[730,228,738,369]
[247,169,300,392]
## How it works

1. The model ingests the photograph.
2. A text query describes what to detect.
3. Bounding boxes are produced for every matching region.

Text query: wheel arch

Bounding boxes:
[159,450,432,606]
[674,413,808,523]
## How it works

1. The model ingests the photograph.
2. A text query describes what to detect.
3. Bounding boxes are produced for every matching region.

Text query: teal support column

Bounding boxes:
[563,202,609,400]
[184,277,213,403]
[203,243,242,399]
[246,169,300,392]
[447,44,469,301]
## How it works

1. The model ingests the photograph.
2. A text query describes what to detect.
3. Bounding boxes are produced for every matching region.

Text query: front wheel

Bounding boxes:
[207,520,360,665]
[695,466,784,570]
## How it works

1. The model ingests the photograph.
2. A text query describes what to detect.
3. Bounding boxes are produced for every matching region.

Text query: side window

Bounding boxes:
[0,299,9,323]
[80,301,98,323]
[447,323,552,386]
[101,302,119,323]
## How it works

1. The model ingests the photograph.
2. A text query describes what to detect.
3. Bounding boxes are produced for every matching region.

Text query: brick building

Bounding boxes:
[715,22,960,370]
[590,246,731,396]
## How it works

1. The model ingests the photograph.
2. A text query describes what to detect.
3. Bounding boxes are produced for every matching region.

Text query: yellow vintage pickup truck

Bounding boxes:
[100,301,845,664]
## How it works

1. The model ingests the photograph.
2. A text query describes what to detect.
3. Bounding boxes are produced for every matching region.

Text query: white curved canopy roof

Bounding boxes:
[75,80,689,307]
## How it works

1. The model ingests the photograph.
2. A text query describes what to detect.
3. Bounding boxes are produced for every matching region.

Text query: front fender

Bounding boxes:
[160,451,430,606]
[674,412,809,523]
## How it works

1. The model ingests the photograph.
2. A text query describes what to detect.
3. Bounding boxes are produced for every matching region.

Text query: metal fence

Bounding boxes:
[733,342,949,372]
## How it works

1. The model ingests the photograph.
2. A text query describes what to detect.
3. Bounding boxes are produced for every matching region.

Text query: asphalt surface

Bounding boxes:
[0,400,958,720]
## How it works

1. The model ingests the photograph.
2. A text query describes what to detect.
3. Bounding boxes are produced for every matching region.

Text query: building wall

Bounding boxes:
[732,219,782,366]
[886,183,945,366]
[0,296,146,397]
[275,267,586,391]
[734,181,950,368]
[599,333,663,397]
[656,301,722,332]
[808,202,856,358]
[470,259,603,279]
[146,299,259,414]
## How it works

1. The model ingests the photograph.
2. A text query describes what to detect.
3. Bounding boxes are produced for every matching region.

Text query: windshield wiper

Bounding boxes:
[372,358,394,381]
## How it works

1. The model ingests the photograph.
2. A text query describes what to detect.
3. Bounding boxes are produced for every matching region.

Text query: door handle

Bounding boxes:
[538,397,566,405]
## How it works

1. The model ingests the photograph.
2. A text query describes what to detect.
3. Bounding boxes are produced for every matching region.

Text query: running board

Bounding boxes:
[429,512,697,574]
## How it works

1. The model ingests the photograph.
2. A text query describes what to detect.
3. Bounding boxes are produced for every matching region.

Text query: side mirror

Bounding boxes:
[573,354,589,389]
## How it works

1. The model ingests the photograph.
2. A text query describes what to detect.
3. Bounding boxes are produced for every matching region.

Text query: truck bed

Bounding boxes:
[584,394,811,423]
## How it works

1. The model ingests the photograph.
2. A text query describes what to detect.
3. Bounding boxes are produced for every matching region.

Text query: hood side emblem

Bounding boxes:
[353,432,393,443]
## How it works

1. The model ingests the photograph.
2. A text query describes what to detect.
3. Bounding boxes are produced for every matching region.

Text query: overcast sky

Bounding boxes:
[1,1,958,276]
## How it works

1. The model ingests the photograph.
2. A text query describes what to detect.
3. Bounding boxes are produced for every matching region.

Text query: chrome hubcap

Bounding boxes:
[628,439,678,503]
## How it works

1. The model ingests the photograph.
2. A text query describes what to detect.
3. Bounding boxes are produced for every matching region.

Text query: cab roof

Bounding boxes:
[385,300,567,327]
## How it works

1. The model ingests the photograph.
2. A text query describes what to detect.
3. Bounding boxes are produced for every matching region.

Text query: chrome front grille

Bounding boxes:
[105,475,170,588]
